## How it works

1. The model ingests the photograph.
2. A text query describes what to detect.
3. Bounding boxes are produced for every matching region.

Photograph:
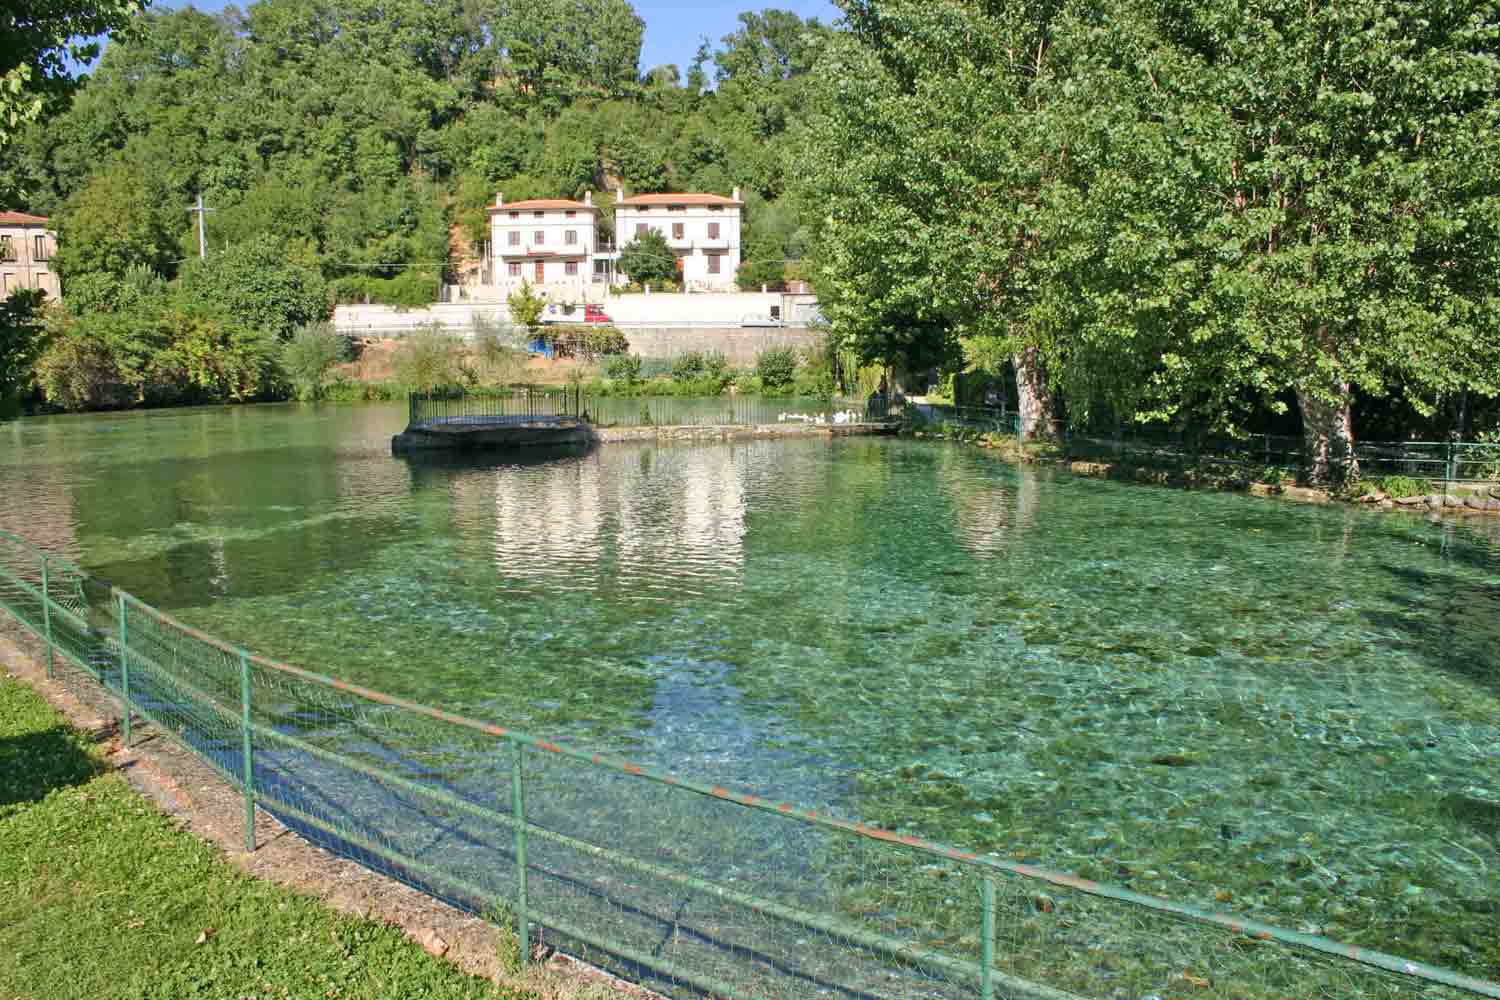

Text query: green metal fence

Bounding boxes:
[1,527,1496,1000]
[922,406,1500,484]
[409,387,588,427]
[411,391,904,431]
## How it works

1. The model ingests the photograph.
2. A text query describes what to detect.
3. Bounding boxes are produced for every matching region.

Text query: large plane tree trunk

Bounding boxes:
[1296,380,1359,487]
[1013,346,1057,442]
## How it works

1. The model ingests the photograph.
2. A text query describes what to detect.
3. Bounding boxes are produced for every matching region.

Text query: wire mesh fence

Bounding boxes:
[1,526,1496,1000]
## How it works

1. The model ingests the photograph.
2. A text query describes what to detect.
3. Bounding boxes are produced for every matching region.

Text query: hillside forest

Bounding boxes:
[6,0,1500,485]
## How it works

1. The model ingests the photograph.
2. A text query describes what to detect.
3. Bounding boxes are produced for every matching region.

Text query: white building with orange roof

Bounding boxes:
[488,193,600,299]
[610,187,743,291]
[0,211,60,299]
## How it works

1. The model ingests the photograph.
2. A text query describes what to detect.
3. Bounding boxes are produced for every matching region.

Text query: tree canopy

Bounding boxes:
[805,0,1500,483]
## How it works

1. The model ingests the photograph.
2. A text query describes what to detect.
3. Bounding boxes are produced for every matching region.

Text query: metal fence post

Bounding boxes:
[40,554,54,679]
[1446,439,1457,486]
[980,877,996,1000]
[240,650,256,853]
[512,743,530,964]
[116,591,132,749]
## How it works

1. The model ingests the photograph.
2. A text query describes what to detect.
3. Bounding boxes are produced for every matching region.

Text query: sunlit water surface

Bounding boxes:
[3,403,1497,976]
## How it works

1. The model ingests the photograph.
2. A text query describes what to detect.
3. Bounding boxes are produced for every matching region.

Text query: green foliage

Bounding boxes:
[0,0,144,173]
[669,351,730,391]
[35,298,279,410]
[735,257,787,291]
[604,353,641,384]
[507,281,546,334]
[1377,476,1432,499]
[332,272,439,309]
[803,0,1500,484]
[391,324,467,392]
[51,159,177,282]
[618,229,675,285]
[0,289,48,416]
[4,0,835,411]
[756,346,796,391]
[545,323,628,361]
[157,310,279,402]
[180,234,330,340]
[282,322,350,400]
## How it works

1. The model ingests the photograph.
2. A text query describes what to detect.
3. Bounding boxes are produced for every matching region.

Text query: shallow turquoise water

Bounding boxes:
[2,403,1497,978]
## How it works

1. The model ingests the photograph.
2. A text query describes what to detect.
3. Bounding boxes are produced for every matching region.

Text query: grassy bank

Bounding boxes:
[0,672,532,1000]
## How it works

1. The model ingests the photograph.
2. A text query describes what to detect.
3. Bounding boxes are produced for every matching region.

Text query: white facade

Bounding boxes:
[610,188,743,291]
[488,194,600,301]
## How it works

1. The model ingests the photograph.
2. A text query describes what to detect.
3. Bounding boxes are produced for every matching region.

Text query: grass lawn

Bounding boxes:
[0,672,535,1000]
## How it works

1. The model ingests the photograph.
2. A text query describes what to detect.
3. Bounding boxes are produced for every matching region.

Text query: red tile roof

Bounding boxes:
[0,211,50,226]
[488,199,597,214]
[615,193,742,208]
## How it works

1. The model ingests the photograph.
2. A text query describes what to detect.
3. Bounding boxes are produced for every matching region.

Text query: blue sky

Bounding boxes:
[144,1,843,73]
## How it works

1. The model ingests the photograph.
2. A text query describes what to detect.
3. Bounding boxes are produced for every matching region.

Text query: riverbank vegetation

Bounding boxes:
[802,0,1500,485]
[0,673,533,1000]
[0,0,829,414]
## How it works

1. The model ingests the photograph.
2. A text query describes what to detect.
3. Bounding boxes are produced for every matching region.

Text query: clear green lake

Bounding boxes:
[2,402,1496,981]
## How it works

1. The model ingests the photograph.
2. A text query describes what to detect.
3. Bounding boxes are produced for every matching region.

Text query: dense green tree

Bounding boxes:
[1136,0,1500,483]
[0,0,146,161]
[0,290,48,415]
[619,229,675,285]
[179,233,330,340]
[807,0,1500,480]
[51,158,178,281]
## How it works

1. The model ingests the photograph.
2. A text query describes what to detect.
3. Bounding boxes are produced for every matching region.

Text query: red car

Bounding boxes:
[542,303,613,325]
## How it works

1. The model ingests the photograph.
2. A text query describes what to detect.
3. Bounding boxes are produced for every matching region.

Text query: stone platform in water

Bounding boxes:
[393,416,897,453]
[391,416,595,453]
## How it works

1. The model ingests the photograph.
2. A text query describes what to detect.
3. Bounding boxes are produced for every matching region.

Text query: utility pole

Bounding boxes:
[187,193,214,259]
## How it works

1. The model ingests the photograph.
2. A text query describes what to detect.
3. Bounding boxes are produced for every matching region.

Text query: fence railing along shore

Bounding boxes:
[408,389,903,431]
[923,403,1500,484]
[1,528,1496,1000]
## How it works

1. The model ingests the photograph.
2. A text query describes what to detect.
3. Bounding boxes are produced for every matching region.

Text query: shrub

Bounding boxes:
[756,347,797,391]
[671,351,707,383]
[604,354,642,384]
[669,352,732,393]
[792,369,835,400]
[1377,475,1431,498]
[736,258,788,291]
[331,270,437,308]
[391,324,466,391]
[281,322,349,400]
[179,234,330,340]
[547,324,628,361]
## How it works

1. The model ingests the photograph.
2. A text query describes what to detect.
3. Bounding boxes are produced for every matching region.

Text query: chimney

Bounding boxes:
[495,193,504,207]
[584,191,592,207]
[732,186,741,202]
[616,185,625,202]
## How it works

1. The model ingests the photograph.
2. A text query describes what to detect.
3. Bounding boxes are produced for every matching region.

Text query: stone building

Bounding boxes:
[0,212,60,299]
